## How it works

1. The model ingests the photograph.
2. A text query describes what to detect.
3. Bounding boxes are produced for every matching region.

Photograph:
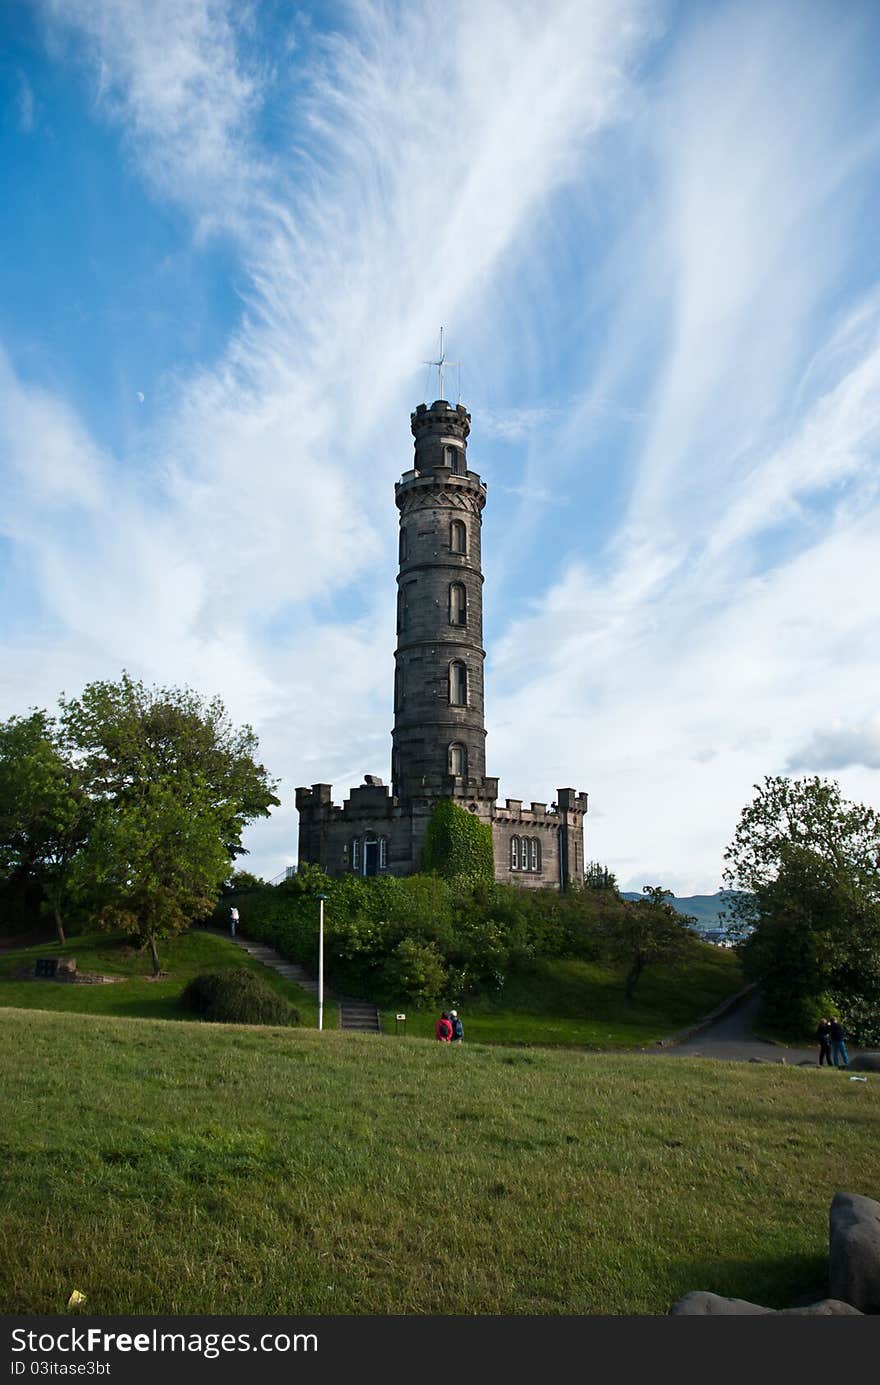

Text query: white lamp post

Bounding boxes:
[315,893,328,1032]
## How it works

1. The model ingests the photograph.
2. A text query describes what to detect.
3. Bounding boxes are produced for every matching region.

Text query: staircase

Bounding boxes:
[338,1001,382,1034]
[223,932,381,1034]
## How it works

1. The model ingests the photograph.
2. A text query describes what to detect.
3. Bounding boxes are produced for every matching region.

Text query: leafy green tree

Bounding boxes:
[382,936,447,1007]
[0,711,87,942]
[738,843,880,1039]
[223,870,265,893]
[62,674,279,973]
[724,776,880,1038]
[601,885,697,1002]
[722,775,880,933]
[421,800,495,884]
[584,861,618,892]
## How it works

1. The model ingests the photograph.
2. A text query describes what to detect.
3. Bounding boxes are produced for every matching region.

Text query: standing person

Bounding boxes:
[816,1017,832,1067]
[436,1011,452,1043]
[229,906,239,938]
[829,1017,850,1069]
[449,1010,464,1044]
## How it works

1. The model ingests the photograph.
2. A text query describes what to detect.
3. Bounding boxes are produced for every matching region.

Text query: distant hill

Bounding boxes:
[620,890,743,931]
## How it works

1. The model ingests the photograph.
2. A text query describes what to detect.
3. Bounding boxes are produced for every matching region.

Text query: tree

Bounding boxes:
[584,861,618,892]
[724,777,880,1039]
[722,775,880,931]
[62,674,279,973]
[223,870,265,893]
[0,711,87,943]
[601,885,697,1002]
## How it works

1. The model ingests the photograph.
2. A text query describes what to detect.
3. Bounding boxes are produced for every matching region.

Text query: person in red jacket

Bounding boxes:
[436,1012,453,1042]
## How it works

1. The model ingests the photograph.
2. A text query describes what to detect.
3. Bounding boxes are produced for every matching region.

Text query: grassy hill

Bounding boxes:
[0,929,741,1047]
[382,947,741,1046]
[0,929,331,1027]
[1,1007,876,1315]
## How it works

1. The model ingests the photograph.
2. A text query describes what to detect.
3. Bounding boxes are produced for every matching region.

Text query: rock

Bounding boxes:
[669,1292,772,1315]
[829,1192,880,1312]
[670,1291,862,1316]
[850,1053,880,1073]
[778,1300,862,1315]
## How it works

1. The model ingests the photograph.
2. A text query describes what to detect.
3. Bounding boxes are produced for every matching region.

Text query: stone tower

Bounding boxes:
[296,398,588,886]
[393,400,489,801]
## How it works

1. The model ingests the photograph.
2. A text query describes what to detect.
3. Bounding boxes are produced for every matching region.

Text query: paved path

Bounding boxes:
[662,991,819,1065]
[222,930,382,1034]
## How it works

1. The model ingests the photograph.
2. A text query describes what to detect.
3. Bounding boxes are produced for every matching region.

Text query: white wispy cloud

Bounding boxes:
[41,0,265,229]
[487,0,880,892]
[6,0,879,892]
[4,1,653,875]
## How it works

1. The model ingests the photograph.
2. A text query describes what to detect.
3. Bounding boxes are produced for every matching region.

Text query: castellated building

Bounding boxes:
[296,399,587,888]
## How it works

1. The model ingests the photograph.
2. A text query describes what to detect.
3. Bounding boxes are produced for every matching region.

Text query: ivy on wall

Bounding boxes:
[421,799,495,884]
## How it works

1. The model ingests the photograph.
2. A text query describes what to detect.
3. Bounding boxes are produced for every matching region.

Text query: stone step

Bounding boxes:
[209,928,379,1030]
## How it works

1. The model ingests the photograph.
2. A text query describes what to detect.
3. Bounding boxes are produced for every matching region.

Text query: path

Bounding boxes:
[226,931,382,1034]
[662,990,819,1065]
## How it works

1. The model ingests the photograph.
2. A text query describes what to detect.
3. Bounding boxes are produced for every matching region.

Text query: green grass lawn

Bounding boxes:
[382,947,742,1047]
[0,930,333,1028]
[1,1006,876,1315]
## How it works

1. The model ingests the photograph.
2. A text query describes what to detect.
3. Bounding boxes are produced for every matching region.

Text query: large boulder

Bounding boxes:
[778,1301,862,1315]
[670,1291,861,1315]
[850,1053,880,1072]
[829,1192,880,1312]
[670,1292,772,1315]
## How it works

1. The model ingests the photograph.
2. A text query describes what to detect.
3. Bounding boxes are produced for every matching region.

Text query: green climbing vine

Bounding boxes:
[421,799,495,884]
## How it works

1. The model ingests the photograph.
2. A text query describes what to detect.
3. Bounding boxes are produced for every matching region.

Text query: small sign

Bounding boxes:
[396,1014,406,1021]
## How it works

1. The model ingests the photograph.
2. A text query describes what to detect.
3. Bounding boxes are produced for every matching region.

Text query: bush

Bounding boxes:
[381,938,447,1007]
[180,969,299,1027]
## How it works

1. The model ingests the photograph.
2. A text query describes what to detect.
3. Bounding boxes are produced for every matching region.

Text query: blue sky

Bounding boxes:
[3,0,880,892]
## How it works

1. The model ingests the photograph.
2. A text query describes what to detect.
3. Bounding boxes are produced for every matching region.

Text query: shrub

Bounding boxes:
[381,937,447,1007]
[180,969,299,1026]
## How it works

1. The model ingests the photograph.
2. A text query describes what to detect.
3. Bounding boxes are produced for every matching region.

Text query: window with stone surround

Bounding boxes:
[449,660,467,705]
[351,838,360,871]
[450,519,466,554]
[448,743,466,777]
[510,835,519,870]
[445,445,464,474]
[399,526,408,563]
[531,837,541,872]
[449,582,467,626]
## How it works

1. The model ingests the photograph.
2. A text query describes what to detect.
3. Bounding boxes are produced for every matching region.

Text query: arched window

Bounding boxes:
[398,581,414,632]
[531,838,541,872]
[449,660,467,706]
[449,582,467,626]
[510,836,520,871]
[445,445,464,474]
[399,527,408,563]
[450,519,466,554]
[448,743,466,777]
